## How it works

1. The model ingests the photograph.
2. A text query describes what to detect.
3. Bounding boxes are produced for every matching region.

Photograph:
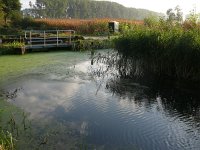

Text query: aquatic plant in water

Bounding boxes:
[0,130,15,150]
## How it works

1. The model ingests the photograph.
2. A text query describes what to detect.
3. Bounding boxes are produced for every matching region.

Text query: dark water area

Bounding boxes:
[1,51,200,150]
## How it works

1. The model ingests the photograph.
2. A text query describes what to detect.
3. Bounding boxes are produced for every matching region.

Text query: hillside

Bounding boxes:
[24,0,163,20]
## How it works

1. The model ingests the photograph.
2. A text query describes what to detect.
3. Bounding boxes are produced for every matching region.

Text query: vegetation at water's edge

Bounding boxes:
[0,38,113,55]
[113,10,200,82]
[74,39,114,51]
[0,98,26,150]
[0,42,25,55]
[0,130,14,150]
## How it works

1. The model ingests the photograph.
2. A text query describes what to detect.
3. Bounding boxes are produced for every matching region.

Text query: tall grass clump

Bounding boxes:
[114,21,200,81]
[0,131,15,150]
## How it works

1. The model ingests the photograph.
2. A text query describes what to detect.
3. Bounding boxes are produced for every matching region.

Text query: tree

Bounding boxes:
[34,0,68,18]
[166,8,176,22]
[1,0,21,24]
[187,8,199,23]
[0,0,4,21]
[30,0,161,20]
[175,6,183,23]
[166,6,183,23]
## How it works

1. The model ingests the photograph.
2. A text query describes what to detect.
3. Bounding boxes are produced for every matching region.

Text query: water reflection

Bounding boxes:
[91,51,200,123]
[7,80,82,120]
[106,77,200,123]
[5,74,200,149]
[1,51,200,150]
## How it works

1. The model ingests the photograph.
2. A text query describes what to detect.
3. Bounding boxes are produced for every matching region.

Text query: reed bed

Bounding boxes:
[34,18,143,35]
[114,23,200,81]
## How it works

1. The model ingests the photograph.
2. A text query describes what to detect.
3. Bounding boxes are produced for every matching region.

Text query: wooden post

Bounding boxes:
[57,30,59,46]
[21,46,26,55]
[30,31,32,47]
[44,31,46,46]
[69,31,71,44]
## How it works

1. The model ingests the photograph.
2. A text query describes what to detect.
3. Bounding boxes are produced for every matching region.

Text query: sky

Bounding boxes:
[20,0,200,15]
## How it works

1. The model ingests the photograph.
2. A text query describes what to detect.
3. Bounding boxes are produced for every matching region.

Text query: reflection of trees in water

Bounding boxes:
[107,77,200,121]
[0,88,22,99]
[91,51,200,123]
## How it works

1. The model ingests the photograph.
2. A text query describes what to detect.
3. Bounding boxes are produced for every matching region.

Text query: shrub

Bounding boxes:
[74,39,113,51]
[0,42,25,55]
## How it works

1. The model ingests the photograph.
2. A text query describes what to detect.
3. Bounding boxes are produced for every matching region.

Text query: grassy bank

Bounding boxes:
[114,23,200,81]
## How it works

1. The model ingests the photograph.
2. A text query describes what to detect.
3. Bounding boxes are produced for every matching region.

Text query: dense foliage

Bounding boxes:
[114,20,200,81]
[0,1,4,23]
[0,0,21,24]
[24,0,162,20]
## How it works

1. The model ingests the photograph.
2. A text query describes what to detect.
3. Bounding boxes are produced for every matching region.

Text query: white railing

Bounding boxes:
[24,30,75,48]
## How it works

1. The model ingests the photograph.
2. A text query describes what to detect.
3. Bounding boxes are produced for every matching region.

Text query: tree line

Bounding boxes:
[24,0,162,20]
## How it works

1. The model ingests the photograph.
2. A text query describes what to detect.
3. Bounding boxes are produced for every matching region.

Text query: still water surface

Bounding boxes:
[1,51,200,150]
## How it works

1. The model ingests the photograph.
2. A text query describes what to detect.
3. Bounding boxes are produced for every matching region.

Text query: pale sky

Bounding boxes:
[20,0,200,15]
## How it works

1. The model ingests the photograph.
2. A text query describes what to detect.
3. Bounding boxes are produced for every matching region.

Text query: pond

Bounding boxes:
[0,50,200,150]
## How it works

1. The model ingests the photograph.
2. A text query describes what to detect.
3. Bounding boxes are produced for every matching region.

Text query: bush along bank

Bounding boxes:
[74,39,114,51]
[114,25,200,82]
[0,42,25,55]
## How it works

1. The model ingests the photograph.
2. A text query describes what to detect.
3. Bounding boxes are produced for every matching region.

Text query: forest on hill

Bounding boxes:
[23,0,163,20]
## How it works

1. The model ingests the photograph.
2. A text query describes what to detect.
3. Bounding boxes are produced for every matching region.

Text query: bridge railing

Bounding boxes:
[24,30,76,48]
[0,35,24,44]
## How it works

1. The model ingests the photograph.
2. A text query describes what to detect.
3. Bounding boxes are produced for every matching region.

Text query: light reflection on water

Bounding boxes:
[2,57,200,150]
